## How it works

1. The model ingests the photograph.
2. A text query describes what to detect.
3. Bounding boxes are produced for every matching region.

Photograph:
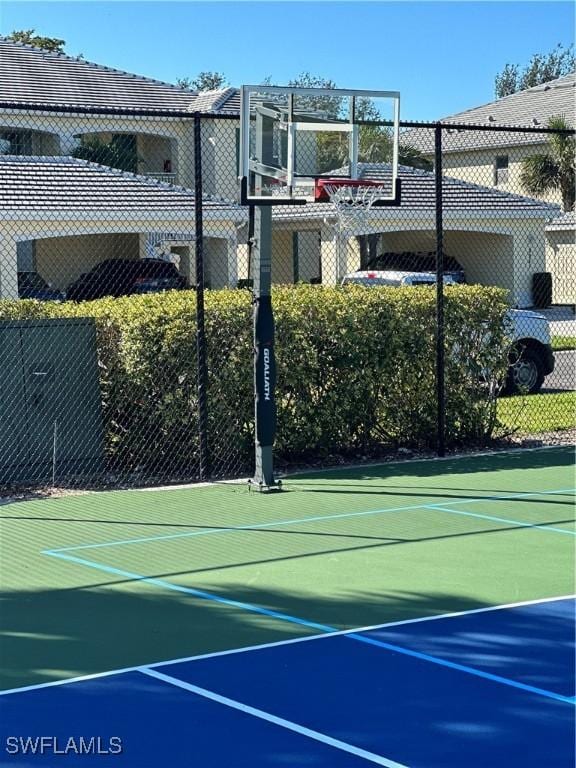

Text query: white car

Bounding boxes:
[341,270,462,287]
[341,270,555,394]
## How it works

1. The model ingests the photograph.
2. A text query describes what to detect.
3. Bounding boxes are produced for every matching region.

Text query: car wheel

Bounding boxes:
[505,346,546,395]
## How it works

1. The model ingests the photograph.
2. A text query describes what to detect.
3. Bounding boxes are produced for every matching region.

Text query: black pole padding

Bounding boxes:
[249,206,280,491]
[193,112,211,480]
[434,123,446,458]
[253,295,277,448]
[247,204,255,286]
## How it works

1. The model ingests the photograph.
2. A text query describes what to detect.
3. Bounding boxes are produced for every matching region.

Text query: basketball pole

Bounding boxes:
[240,84,400,492]
[250,204,281,491]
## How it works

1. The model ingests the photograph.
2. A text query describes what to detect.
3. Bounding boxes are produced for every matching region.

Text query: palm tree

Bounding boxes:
[520,115,575,212]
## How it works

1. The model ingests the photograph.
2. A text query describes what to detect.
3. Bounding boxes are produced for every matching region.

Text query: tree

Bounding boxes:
[495,44,575,98]
[285,73,430,171]
[7,29,65,53]
[288,72,342,116]
[520,115,575,211]
[177,71,228,91]
[72,136,139,173]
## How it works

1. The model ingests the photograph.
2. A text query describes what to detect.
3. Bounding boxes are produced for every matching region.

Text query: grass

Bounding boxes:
[497,391,576,433]
[552,336,576,351]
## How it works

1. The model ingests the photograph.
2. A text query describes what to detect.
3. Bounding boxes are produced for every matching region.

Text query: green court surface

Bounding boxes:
[1,446,574,691]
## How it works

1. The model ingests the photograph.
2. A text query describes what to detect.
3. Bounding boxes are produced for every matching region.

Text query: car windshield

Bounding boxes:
[139,261,176,276]
[93,261,124,273]
[18,272,49,289]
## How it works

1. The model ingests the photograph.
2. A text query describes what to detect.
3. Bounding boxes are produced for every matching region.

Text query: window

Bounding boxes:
[0,130,33,155]
[495,155,509,185]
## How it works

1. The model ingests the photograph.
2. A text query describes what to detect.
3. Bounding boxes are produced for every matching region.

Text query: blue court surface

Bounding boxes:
[1,596,574,767]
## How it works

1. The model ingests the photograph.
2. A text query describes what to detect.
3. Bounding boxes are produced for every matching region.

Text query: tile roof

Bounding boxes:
[190,87,240,114]
[0,155,245,218]
[273,163,560,221]
[403,73,575,153]
[0,38,241,114]
[441,73,575,128]
[545,210,575,230]
[215,89,241,114]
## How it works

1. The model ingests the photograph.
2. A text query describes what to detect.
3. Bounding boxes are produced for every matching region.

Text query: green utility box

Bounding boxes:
[0,318,104,484]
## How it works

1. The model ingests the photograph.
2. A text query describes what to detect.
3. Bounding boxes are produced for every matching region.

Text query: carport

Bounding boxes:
[271,164,560,308]
[0,155,247,298]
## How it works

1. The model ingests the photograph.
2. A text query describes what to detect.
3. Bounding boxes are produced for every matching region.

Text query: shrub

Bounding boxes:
[0,284,509,478]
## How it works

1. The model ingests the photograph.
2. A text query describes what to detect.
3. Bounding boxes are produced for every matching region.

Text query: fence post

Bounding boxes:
[434,123,446,457]
[193,112,211,480]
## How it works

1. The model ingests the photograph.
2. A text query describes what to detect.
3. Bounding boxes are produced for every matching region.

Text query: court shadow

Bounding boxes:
[0,582,499,692]
[285,444,574,484]
[49,516,572,583]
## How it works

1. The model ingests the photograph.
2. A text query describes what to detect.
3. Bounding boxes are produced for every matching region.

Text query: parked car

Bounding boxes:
[341,270,463,287]
[504,309,555,394]
[340,269,554,395]
[364,251,466,282]
[17,271,65,301]
[66,259,188,301]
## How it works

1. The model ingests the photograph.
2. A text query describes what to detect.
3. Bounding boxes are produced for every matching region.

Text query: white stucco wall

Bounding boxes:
[0,212,243,298]
[546,228,576,305]
[35,233,140,289]
[0,109,197,188]
[440,144,564,209]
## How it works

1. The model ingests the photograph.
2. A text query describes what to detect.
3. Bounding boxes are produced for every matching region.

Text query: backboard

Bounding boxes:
[239,85,401,205]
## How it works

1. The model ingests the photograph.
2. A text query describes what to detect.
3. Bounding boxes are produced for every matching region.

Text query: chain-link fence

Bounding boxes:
[0,103,573,490]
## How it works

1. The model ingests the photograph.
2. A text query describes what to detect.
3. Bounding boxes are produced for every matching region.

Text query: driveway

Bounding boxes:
[536,306,576,337]
[543,350,576,392]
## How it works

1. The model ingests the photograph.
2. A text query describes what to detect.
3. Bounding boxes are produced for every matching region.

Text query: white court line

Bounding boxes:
[139,667,409,768]
[330,593,576,635]
[1,594,573,697]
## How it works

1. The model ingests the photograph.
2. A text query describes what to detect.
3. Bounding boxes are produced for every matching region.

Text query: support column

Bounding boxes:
[516,229,546,308]
[226,233,239,288]
[320,227,349,285]
[0,237,19,299]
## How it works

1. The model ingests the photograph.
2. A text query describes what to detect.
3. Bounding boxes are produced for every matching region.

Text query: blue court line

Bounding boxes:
[1,595,572,698]
[46,551,334,633]
[44,487,576,555]
[42,501,440,553]
[44,550,575,705]
[427,505,576,535]
[344,632,573,704]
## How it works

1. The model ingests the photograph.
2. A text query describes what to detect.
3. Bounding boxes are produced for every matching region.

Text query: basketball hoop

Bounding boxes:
[316,178,390,231]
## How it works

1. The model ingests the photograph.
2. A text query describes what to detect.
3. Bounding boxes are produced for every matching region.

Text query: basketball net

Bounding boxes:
[322,183,389,233]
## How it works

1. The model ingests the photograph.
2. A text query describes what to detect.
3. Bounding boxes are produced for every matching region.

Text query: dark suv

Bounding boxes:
[66,258,188,301]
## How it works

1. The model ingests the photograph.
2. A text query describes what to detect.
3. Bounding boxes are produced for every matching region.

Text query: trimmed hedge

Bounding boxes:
[0,284,510,477]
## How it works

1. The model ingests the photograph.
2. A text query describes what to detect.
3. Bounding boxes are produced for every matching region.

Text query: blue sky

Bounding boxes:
[1,1,574,120]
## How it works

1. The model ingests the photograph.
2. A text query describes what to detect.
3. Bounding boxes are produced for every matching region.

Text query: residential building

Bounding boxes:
[403,73,575,208]
[1,38,571,306]
[0,38,243,290]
